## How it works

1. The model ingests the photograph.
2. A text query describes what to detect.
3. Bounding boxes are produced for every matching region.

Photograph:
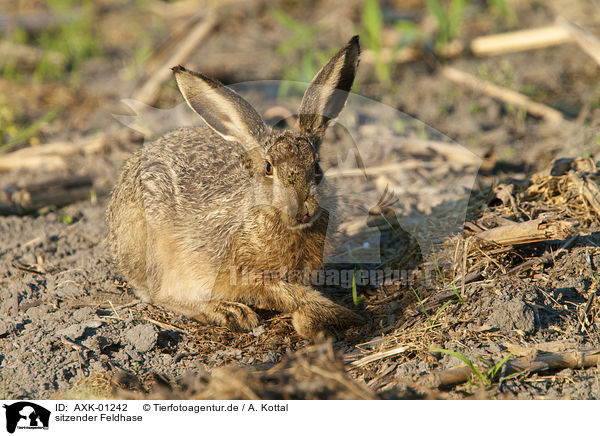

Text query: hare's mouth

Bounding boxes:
[289,209,321,230]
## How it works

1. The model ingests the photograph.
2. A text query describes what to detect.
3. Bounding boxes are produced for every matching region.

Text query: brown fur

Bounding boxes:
[106,36,362,338]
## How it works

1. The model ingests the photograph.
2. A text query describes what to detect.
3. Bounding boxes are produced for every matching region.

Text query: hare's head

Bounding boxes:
[172,36,359,229]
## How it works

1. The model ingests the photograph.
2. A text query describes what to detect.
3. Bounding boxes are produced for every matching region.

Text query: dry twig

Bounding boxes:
[430,347,600,388]
[470,24,572,57]
[475,218,574,246]
[133,13,217,105]
[441,66,565,123]
[0,175,93,215]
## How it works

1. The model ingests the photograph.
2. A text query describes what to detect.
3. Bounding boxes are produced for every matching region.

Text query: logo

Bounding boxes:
[3,402,50,434]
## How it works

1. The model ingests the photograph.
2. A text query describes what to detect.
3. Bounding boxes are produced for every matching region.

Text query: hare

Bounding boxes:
[106,36,363,339]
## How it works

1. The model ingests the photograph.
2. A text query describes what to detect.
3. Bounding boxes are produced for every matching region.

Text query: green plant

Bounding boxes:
[352,268,366,307]
[488,0,517,26]
[426,0,468,50]
[0,0,103,82]
[38,0,102,70]
[361,0,423,87]
[270,9,334,97]
[431,244,466,303]
[0,105,62,153]
[411,287,429,318]
[361,0,389,85]
[431,348,513,386]
[58,213,74,224]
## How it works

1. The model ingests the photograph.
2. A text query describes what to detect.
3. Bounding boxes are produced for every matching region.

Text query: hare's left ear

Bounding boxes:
[297,35,360,139]
[172,66,268,149]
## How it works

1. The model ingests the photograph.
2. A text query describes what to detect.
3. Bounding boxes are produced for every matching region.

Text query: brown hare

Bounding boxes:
[106,36,363,339]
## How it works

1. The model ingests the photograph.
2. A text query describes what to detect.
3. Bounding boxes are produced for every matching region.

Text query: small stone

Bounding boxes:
[26,305,51,319]
[83,319,103,329]
[72,307,94,322]
[20,252,36,265]
[0,320,12,337]
[125,324,157,353]
[57,320,100,340]
[57,324,86,340]
[252,325,266,337]
[54,282,82,298]
[487,298,535,334]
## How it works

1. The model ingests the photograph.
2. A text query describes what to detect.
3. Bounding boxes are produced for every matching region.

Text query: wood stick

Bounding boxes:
[475,218,573,245]
[143,316,187,335]
[471,25,572,57]
[133,13,217,105]
[325,160,435,178]
[430,348,600,388]
[0,155,66,172]
[0,134,105,172]
[363,24,575,66]
[441,66,565,123]
[324,137,480,179]
[558,18,600,67]
[347,345,411,368]
[0,175,93,215]
[361,46,421,65]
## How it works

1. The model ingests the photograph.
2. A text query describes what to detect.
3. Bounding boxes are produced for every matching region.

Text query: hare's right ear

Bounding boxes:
[172,66,268,148]
[297,35,360,139]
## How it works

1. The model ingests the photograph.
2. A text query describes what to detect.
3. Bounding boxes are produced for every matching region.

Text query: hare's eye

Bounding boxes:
[265,161,273,176]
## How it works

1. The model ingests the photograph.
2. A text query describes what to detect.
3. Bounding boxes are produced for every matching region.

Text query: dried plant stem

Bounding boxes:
[133,13,217,105]
[430,348,600,388]
[441,66,565,123]
[470,24,572,57]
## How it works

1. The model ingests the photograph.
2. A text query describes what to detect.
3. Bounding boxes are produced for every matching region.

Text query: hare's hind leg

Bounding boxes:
[106,152,151,301]
[155,299,260,332]
[148,230,260,331]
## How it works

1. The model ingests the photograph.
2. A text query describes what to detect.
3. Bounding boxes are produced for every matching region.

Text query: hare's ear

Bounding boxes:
[172,66,268,148]
[297,35,359,139]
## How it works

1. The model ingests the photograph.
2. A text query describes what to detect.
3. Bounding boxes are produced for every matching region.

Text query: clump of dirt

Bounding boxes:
[114,341,377,400]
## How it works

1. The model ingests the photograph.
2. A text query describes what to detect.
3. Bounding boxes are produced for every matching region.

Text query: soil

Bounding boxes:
[1,0,600,400]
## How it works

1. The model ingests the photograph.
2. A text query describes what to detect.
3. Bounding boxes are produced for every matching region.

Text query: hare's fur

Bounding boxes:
[107,37,363,338]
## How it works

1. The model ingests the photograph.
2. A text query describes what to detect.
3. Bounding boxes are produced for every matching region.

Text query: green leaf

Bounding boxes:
[58,213,74,224]
[431,348,490,386]
[362,0,383,50]
[352,268,365,307]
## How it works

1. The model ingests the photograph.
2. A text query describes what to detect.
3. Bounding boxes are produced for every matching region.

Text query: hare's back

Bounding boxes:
[140,126,249,212]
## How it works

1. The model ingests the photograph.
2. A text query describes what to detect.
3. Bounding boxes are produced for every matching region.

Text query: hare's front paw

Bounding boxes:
[292,304,364,339]
[196,301,260,332]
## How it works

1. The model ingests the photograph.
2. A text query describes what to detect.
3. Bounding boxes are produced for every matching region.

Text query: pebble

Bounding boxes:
[124,324,158,353]
[72,307,94,322]
[252,325,266,337]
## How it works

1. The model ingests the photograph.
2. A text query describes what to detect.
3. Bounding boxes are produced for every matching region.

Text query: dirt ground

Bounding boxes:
[1,0,600,400]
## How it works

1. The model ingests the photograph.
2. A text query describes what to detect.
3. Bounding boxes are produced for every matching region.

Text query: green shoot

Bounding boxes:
[431,347,490,386]
[361,0,390,85]
[0,106,63,154]
[58,213,74,224]
[426,0,467,50]
[486,353,513,381]
[270,8,334,97]
[352,268,366,307]
[432,348,513,386]
[411,287,429,318]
